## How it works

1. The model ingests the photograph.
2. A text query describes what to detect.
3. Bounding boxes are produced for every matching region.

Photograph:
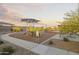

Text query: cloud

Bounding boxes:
[0,4,6,17]
[0,3,77,26]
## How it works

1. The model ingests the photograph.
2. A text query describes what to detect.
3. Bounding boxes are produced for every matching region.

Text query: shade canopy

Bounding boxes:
[21,18,40,23]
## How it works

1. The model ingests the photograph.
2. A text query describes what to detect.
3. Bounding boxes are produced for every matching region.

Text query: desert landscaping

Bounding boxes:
[0,3,79,55]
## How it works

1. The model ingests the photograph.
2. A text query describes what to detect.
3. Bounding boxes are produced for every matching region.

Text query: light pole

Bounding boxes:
[78,3,79,16]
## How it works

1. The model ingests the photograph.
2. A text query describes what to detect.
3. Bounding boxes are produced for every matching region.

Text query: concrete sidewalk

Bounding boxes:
[41,34,63,44]
[1,33,78,55]
[53,34,79,42]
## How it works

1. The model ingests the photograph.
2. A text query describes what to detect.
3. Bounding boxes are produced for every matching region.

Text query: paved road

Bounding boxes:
[1,32,78,55]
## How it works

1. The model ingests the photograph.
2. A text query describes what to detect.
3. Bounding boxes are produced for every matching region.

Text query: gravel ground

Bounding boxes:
[44,39,79,53]
[10,31,56,43]
[2,42,38,55]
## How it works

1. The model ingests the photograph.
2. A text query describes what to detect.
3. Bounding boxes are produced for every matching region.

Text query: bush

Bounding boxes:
[48,41,54,45]
[1,46,15,55]
[63,37,69,42]
[0,40,4,45]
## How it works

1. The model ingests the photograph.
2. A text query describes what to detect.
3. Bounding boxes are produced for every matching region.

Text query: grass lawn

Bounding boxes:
[44,39,79,53]
[10,31,57,43]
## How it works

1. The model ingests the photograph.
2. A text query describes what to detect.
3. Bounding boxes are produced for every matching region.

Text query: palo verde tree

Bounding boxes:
[58,8,79,35]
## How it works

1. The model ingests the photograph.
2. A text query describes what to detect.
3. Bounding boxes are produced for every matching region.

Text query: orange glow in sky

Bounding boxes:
[0,3,77,26]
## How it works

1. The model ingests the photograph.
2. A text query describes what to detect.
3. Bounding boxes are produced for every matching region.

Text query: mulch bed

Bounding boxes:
[45,39,79,53]
[10,31,57,43]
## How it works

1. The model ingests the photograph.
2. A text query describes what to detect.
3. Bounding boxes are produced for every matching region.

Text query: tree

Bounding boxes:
[58,8,79,36]
[21,18,40,36]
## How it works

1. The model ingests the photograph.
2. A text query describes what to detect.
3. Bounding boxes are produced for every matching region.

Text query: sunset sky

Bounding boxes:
[0,3,78,26]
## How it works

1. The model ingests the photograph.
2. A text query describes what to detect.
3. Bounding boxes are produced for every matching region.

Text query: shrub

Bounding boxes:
[48,41,54,45]
[1,46,15,55]
[63,37,69,42]
[0,40,4,45]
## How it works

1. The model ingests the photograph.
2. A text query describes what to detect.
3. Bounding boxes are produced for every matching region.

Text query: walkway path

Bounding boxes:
[51,34,79,42]
[1,33,78,55]
[41,34,63,44]
[67,34,79,42]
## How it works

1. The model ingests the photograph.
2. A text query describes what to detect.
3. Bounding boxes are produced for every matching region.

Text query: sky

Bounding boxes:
[0,3,78,26]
